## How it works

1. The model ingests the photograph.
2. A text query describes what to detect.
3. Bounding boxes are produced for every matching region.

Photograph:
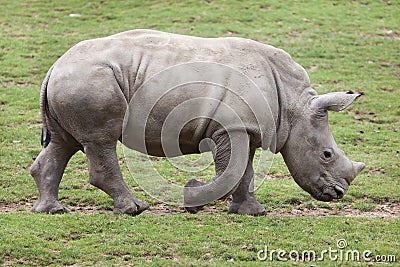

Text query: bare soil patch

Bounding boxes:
[265,203,400,219]
[0,80,36,88]
[1,201,399,218]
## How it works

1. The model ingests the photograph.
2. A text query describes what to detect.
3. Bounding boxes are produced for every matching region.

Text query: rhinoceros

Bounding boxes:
[30,29,365,215]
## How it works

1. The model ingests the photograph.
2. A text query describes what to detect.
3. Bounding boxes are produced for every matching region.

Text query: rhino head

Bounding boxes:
[280,91,365,201]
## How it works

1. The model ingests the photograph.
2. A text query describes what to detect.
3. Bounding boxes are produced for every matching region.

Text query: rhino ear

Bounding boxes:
[310,91,363,112]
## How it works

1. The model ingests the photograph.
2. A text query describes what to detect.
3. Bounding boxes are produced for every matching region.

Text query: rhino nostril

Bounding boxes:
[334,185,345,199]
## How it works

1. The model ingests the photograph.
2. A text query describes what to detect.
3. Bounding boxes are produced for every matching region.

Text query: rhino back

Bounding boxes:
[46,30,310,154]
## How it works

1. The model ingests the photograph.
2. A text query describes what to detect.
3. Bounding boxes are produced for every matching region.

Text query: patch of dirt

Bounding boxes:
[367,167,386,175]
[7,34,31,39]
[265,203,400,218]
[346,108,382,124]
[70,205,113,214]
[264,175,291,180]
[382,28,400,40]
[381,0,392,5]
[0,202,33,213]
[28,122,43,129]
[1,201,399,218]
[0,80,36,88]
[378,87,395,93]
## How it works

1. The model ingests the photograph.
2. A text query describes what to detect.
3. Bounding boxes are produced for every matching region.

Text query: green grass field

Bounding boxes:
[0,0,399,266]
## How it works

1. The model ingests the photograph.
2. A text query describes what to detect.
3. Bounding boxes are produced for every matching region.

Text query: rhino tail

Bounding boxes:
[40,64,55,148]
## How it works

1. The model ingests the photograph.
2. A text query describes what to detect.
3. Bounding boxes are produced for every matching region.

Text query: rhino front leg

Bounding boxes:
[184,177,238,214]
[30,141,78,214]
[228,147,266,216]
[85,143,149,215]
[184,131,248,213]
[184,179,207,213]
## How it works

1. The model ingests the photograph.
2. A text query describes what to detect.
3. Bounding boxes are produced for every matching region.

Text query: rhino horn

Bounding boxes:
[311,91,364,112]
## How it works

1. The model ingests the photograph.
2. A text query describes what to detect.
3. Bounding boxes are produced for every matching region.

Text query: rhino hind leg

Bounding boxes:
[228,147,266,216]
[30,140,78,214]
[84,143,149,215]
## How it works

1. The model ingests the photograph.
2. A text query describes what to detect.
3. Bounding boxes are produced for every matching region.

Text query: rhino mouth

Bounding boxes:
[316,184,347,202]
[293,172,350,202]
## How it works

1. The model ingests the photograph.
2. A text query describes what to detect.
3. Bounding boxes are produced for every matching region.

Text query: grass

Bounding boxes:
[0,0,399,266]
[0,213,398,266]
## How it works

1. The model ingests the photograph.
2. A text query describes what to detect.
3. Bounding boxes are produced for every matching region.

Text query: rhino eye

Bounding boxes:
[324,150,332,158]
[321,148,334,162]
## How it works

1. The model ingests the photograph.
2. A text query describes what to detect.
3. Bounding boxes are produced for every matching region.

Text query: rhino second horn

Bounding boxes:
[353,161,366,176]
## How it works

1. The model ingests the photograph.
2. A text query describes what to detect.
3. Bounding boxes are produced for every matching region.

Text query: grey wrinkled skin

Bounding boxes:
[30,29,365,216]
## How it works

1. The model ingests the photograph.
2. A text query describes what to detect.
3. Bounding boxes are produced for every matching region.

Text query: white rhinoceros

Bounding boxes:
[30,30,365,215]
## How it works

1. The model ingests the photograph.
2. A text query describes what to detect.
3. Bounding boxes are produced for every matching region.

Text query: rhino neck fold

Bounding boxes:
[269,68,289,154]
[269,64,316,153]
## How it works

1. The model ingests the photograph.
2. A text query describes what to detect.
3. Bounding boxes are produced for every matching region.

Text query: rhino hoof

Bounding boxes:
[184,205,204,214]
[113,205,137,215]
[31,201,70,214]
[135,200,150,215]
[49,206,70,214]
[113,199,149,216]
[228,198,266,216]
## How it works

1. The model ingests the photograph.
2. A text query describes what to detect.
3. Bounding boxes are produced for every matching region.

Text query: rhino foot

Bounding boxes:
[184,205,204,214]
[31,200,70,214]
[113,197,149,215]
[184,179,206,214]
[228,197,266,216]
